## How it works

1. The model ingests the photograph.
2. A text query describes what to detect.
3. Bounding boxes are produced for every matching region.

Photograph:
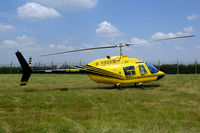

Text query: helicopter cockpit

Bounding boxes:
[123,62,159,77]
[145,62,159,74]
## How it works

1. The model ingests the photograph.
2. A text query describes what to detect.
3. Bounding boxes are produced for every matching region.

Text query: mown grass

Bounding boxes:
[0,74,200,133]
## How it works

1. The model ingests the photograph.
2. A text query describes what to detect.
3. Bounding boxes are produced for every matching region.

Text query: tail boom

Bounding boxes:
[15,51,87,85]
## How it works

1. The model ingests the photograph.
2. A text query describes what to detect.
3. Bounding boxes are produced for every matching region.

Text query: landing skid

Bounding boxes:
[114,83,144,90]
[114,84,123,90]
[135,83,144,90]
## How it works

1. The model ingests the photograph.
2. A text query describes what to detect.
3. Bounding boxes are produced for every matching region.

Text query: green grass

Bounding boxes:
[0,74,200,133]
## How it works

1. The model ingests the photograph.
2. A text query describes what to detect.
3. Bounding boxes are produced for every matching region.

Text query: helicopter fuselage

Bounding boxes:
[85,55,165,85]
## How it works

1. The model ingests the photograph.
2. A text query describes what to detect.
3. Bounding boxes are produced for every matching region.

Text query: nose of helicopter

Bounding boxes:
[156,71,165,80]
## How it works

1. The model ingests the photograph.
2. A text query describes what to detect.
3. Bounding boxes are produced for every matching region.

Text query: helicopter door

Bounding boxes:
[139,65,147,75]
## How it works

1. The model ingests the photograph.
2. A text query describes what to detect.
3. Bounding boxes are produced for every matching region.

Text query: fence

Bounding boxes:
[0,59,199,74]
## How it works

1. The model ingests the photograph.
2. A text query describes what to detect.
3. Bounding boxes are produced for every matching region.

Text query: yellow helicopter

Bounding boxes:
[16,35,194,90]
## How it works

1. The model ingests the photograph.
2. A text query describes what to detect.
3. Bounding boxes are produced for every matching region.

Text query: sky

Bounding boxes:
[0,0,200,65]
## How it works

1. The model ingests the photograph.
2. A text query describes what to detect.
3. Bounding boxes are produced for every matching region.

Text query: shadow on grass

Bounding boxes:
[91,83,161,90]
[23,84,160,92]
[24,88,69,92]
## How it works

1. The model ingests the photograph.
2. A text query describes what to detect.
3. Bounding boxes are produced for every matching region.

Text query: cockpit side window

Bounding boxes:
[145,62,159,74]
[139,65,147,74]
[123,66,136,76]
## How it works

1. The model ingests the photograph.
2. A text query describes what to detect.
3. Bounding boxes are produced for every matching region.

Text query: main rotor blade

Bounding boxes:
[41,45,116,56]
[127,34,195,46]
[151,34,195,42]
[41,34,195,56]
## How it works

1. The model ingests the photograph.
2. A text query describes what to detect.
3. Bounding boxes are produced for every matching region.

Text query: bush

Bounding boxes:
[155,64,200,74]
[0,67,21,74]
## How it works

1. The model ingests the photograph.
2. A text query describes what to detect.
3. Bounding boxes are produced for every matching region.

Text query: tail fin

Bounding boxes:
[15,51,32,86]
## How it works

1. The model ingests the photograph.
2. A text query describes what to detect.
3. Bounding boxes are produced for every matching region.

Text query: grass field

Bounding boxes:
[0,74,200,133]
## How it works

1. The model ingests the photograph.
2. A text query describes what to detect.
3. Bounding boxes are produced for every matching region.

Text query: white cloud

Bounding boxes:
[0,35,41,51]
[151,32,177,40]
[96,21,122,38]
[130,26,195,47]
[57,45,67,49]
[2,40,18,49]
[56,45,75,50]
[3,40,17,45]
[18,2,61,19]
[16,35,36,46]
[183,26,194,33]
[49,44,55,48]
[131,37,148,45]
[0,35,45,65]
[16,35,28,40]
[34,0,98,11]
[0,24,15,32]
[151,26,194,40]
[187,14,199,20]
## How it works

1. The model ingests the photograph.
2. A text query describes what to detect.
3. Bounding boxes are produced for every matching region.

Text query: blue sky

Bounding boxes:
[0,0,200,65]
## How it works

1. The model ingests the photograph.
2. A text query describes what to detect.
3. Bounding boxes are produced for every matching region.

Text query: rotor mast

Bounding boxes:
[117,43,130,56]
[120,47,122,56]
